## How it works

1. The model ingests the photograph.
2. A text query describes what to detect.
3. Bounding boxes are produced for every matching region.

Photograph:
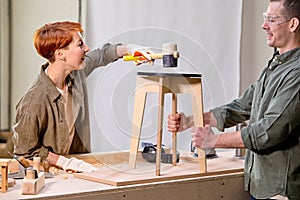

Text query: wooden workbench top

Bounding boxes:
[0,149,248,200]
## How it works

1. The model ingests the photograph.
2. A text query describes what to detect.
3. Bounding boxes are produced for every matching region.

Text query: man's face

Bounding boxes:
[262,1,291,51]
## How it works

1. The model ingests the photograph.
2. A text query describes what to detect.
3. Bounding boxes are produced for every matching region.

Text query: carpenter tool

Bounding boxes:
[141,142,180,164]
[42,159,54,178]
[22,170,45,195]
[162,43,179,67]
[33,157,41,173]
[123,53,165,61]
[6,152,27,179]
[8,152,30,169]
[123,43,179,67]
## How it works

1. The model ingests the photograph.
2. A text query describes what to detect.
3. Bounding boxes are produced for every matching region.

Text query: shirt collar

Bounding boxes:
[269,47,300,70]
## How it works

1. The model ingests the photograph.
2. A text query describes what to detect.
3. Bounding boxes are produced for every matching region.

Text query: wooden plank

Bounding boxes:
[74,151,244,186]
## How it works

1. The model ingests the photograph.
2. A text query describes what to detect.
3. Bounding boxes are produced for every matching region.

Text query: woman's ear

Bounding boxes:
[55,49,66,62]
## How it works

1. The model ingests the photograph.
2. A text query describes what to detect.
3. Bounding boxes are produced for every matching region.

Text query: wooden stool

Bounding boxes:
[0,159,10,192]
[129,71,207,176]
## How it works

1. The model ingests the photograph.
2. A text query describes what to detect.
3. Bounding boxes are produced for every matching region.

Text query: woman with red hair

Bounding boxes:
[12,21,151,172]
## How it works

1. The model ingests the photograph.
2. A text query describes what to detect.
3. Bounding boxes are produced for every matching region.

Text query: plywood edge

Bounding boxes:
[74,168,244,187]
[74,173,118,186]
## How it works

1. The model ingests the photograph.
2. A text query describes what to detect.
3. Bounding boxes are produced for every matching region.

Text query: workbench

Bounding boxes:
[1,149,250,200]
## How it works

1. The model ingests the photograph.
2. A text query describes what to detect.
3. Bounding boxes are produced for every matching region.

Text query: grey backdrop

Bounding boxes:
[85,0,242,152]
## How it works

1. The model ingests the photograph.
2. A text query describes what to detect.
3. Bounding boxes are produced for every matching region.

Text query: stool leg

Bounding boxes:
[172,93,177,166]
[129,89,147,169]
[156,77,166,176]
[190,79,207,173]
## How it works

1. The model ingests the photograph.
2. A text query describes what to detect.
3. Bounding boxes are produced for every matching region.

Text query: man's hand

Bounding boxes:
[55,155,98,173]
[167,112,193,132]
[191,125,219,149]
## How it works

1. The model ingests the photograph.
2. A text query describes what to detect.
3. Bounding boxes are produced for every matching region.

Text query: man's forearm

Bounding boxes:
[215,131,245,148]
[189,112,218,128]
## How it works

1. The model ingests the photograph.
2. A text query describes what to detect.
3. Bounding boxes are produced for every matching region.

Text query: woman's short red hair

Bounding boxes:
[33,21,83,62]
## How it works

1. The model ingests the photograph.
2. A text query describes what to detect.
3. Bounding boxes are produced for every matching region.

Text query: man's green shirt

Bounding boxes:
[212,47,300,199]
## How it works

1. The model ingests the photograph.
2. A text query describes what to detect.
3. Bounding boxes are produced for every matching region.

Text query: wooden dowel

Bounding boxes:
[156,77,164,176]
[172,93,177,166]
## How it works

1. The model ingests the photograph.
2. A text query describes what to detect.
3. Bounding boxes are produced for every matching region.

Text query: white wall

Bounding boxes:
[10,0,82,125]
[0,0,10,130]
[86,0,242,152]
[240,0,273,93]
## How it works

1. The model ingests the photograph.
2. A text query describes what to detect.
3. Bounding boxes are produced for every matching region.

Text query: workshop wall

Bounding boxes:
[9,0,82,123]
[85,0,244,152]
[240,0,273,93]
[1,0,273,153]
[0,0,83,130]
[0,0,10,130]
[87,0,272,152]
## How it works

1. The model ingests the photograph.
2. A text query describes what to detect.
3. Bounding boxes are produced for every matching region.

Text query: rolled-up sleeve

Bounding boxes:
[211,84,253,131]
[242,70,300,152]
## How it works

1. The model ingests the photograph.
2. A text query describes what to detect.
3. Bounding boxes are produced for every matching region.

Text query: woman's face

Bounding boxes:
[63,31,90,70]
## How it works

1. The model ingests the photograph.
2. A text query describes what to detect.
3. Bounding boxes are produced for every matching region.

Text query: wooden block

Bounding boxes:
[22,172,45,195]
[33,157,41,173]
[0,159,10,168]
[0,159,10,192]
[8,160,19,173]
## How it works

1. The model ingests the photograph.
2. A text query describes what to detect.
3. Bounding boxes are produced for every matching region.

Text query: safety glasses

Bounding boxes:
[263,12,290,26]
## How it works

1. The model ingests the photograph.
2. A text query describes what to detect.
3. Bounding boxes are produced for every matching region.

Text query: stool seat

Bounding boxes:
[137,71,202,78]
[129,71,207,176]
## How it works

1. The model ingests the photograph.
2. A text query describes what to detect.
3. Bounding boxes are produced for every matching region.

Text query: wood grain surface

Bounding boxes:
[74,151,244,186]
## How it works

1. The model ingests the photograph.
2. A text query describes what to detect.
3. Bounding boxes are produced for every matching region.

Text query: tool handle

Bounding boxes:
[123,55,143,61]
[123,53,163,61]
[8,151,31,168]
[42,160,50,172]
[19,156,31,168]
